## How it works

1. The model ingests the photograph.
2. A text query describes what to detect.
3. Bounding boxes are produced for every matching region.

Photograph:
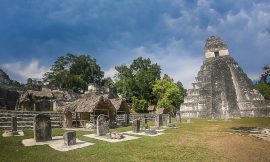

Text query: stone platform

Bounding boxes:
[83,134,140,143]
[22,136,94,151]
[123,131,164,137]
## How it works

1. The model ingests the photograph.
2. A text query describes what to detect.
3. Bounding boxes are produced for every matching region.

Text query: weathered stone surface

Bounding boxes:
[96,114,109,136]
[11,116,17,131]
[167,115,172,125]
[0,88,19,110]
[176,112,180,124]
[34,114,52,142]
[109,132,124,139]
[145,129,157,135]
[155,114,163,127]
[63,131,76,146]
[133,119,140,133]
[180,36,270,119]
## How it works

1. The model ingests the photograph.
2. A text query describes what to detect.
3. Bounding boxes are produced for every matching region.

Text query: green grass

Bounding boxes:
[0,117,270,162]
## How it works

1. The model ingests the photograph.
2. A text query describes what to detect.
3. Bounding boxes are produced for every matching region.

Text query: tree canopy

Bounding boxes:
[152,75,185,113]
[114,57,161,112]
[255,83,270,100]
[43,53,104,93]
[260,65,270,83]
[255,64,270,100]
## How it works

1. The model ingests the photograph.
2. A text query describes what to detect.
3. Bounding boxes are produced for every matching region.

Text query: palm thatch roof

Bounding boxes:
[64,94,115,113]
[19,88,53,102]
[31,88,54,98]
[110,98,130,113]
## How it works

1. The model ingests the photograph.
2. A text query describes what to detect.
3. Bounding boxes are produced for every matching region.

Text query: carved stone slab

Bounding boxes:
[133,119,140,133]
[155,114,163,127]
[96,114,109,136]
[34,114,52,142]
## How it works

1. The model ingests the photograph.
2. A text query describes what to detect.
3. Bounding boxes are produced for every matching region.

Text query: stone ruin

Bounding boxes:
[34,114,52,142]
[96,114,110,136]
[96,114,124,139]
[180,36,270,119]
[155,114,163,127]
[132,119,140,133]
[63,131,76,146]
[2,116,21,137]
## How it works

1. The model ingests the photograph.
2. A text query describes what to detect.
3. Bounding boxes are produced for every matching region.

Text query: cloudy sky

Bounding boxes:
[0,0,269,88]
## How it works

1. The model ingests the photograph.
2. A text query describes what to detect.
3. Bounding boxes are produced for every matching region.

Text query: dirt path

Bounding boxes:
[207,133,270,162]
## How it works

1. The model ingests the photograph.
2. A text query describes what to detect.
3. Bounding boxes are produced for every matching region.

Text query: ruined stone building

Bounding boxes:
[0,69,20,110]
[180,36,270,119]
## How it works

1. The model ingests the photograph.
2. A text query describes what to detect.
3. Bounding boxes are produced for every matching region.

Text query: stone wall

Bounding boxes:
[0,111,63,130]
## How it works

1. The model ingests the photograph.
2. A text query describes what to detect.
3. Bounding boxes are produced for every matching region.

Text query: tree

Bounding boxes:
[101,77,115,89]
[43,53,104,93]
[255,83,270,100]
[260,65,270,84]
[131,96,149,113]
[255,65,270,100]
[176,81,187,97]
[115,57,161,112]
[152,75,185,113]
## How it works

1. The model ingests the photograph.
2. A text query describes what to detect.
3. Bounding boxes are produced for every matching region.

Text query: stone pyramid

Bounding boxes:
[180,36,270,119]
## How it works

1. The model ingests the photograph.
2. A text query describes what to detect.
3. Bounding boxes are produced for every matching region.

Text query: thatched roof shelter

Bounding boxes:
[17,88,54,111]
[19,88,53,101]
[110,98,130,114]
[64,94,116,120]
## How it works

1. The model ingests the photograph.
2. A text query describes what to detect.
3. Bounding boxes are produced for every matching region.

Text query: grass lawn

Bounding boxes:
[0,118,270,162]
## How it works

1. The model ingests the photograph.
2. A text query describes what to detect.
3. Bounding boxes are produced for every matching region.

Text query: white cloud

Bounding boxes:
[126,39,203,88]
[3,60,49,82]
[104,67,117,80]
[247,73,261,81]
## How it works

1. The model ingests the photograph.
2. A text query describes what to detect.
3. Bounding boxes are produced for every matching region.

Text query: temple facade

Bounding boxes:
[180,36,270,119]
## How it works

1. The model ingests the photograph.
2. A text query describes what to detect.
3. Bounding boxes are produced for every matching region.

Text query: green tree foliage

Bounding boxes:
[131,96,149,113]
[101,77,115,89]
[43,53,104,93]
[260,65,270,83]
[176,81,187,97]
[255,65,270,100]
[152,75,185,113]
[115,57,161,112]
[255,83,270,100]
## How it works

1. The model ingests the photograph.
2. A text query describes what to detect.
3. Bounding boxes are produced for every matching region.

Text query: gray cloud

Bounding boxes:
[0,0,269,87]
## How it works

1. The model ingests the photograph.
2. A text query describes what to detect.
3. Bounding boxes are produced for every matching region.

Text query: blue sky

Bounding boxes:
[0,0,269,88]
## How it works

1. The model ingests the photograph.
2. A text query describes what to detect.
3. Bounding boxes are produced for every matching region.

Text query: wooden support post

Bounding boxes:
[75,112,78,128]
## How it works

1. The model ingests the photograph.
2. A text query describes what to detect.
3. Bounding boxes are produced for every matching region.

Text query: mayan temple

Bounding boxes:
[180,36,270,119]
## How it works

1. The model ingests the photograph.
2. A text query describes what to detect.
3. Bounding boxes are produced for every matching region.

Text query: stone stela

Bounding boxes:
[11,116,17,132]
[133,119,140,133]
[63,131,76,146]
[155,115,163,127]
[167,115,172,125]
[176,113,180,124]
[125,114,129,125]
[96,114,109,136]
[143,117,148,125]
[34,114,52,142]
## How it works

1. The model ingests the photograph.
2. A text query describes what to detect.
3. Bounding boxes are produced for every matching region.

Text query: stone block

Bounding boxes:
[133,119,140,133]
[11,116,17,131]
[63,131,76,146]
